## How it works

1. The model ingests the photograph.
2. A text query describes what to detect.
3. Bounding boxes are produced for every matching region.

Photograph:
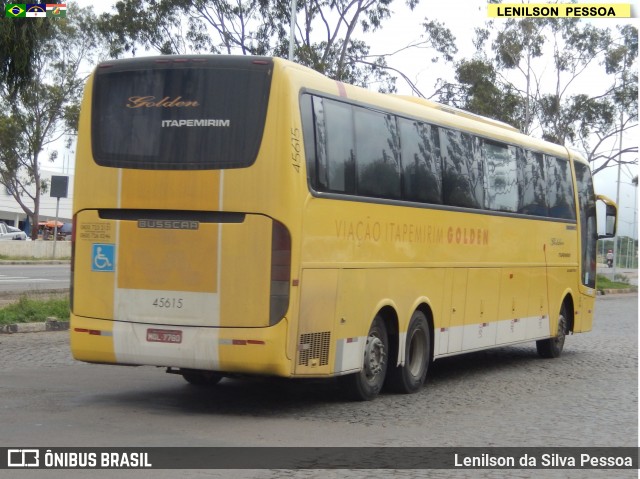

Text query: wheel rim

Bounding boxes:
[363,334,386,383]
[407,327,427,377]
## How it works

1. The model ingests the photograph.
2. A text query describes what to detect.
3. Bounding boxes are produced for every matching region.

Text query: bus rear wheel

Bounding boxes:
[339,315,388,401]
[536,306,568,358]
[181,369,223,386]
[385,310,430,393]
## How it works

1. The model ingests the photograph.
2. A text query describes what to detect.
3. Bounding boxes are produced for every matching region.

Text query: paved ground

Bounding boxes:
[0,294,636,479]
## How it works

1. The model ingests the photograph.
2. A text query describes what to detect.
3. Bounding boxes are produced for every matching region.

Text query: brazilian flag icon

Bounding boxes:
[5,4,26,17]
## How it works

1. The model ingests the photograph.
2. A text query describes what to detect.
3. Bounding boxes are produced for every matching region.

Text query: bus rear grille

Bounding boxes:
[298,332,331,366]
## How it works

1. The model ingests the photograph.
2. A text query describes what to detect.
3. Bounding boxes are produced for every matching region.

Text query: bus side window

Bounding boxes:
[441,128,483,209]
[518,150,548,217]
[311,96,329,190]
[354,108,401,199]
[546,156,576,220]
[300,94,317,188]
[483,140,518,213]
[399,118,442,204]
[320,99,356,194]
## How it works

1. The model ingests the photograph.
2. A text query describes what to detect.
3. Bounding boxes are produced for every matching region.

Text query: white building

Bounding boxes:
[0,169,73,230]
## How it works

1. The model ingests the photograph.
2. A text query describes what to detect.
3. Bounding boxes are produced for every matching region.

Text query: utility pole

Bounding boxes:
[288,0,297,61]
[613,124,621,278]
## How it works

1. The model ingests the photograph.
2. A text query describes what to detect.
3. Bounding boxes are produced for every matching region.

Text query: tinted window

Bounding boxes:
[546,156,576,220]
[518,150,547,216]
[575,162,597,287]
[317,98,355,193]
[92,56,272,170]
[399,119,442,204]
[300,94,316,187]
[483,141,518,212]
[309,96,327,190]
[354,108,401,199]
[302,94,578,225]
[441,129,484,208]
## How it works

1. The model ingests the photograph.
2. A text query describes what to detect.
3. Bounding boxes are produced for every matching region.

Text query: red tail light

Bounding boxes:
[270,220,291,325]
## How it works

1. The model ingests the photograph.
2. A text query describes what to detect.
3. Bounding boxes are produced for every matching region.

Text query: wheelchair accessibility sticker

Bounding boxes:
[92,243,115,272]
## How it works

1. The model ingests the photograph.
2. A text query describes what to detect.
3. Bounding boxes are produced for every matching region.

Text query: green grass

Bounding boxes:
[596,274,635,290]
[0,297,70,325]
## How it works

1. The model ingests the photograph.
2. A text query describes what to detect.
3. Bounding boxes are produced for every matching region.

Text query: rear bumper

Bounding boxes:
[70,314,292,377]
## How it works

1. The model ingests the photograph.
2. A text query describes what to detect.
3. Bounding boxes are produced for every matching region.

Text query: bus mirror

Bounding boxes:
[604,204,617,237]
[596,195,617,239]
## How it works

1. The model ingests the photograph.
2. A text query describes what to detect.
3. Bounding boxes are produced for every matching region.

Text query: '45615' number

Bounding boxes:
[152,298,183,309]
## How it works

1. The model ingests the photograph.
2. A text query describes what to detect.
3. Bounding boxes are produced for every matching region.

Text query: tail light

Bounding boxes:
[270,220,291,325]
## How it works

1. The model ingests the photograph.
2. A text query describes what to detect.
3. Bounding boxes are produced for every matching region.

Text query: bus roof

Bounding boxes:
[392,95,521,133]
[276,57,574,161]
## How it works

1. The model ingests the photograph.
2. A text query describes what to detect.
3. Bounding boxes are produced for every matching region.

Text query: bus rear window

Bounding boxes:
[91,56,273,170]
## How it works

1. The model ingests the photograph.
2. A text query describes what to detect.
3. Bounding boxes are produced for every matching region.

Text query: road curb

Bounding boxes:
[0,318,69,334]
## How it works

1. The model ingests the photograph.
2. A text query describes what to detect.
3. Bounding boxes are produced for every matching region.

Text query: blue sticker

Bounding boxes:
[92,243,115,272]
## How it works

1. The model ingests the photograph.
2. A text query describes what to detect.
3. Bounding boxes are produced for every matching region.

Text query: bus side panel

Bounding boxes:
[462,268,500,351]
[526,268,551,339]
[544,223,579,335]
[295,269,339,376]
[331,267,447,375]
[295,267,449,377]
[575,294,595,332]
[495,268,531,344]
[441,268,468,355]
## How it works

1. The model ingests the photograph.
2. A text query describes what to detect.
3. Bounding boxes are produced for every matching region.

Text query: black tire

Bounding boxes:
[339,315,388,401]
[536,306,568,358]
[385,310,431,394]
[181,369,223,386]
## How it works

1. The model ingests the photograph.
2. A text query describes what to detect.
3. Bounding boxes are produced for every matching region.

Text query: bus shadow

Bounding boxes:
[93,375,348,416]
[89,343,578,416]
[428,344,542,383]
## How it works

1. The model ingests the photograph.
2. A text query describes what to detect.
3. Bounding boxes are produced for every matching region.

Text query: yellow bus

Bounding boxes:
[70,55,617,400]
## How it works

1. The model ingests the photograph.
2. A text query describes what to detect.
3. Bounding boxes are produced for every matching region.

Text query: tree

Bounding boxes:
[433,57,524,128]
[435,17,637,177]
[0,3,54,94]
[97,0,444,92]
[580,24,638,175]
[0,5,100,238]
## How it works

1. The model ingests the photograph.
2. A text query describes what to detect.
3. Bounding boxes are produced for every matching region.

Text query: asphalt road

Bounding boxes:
[0,264,70,294]
[0,294,636,479]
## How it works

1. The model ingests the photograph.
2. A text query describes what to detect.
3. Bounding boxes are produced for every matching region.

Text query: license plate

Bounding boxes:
[146,328,182,344]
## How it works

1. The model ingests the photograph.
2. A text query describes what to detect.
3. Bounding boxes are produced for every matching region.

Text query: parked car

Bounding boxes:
[0,223,28,240]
